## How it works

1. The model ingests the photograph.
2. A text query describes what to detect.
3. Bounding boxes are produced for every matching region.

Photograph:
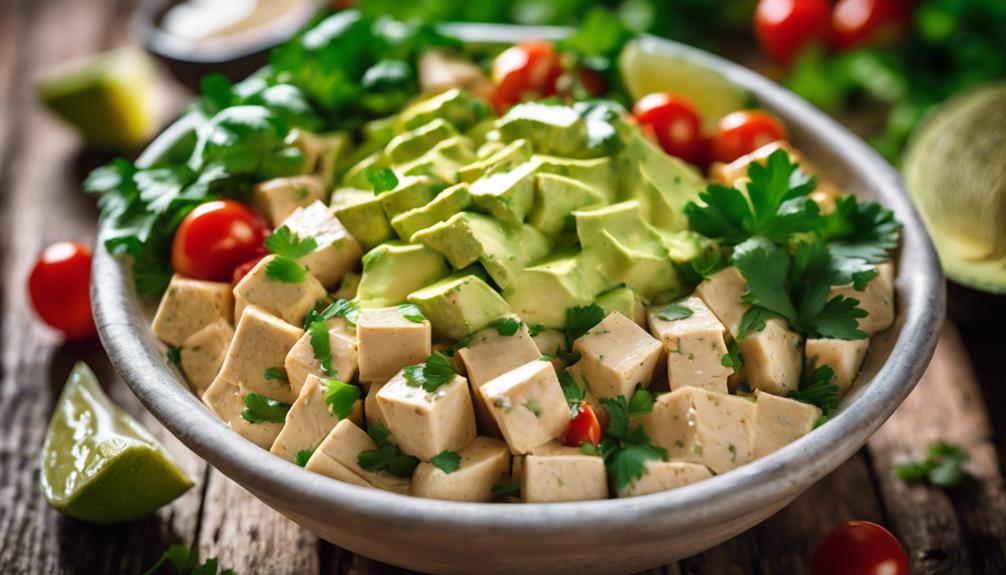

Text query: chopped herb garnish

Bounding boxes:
[627,388,655,416]
[655,303,694,322]
[308,319,335,377]
[141,544,235,575]
[526,323,547,337]
[559,370,586,408]
[366,166,399,194]
[305,298,360,329]
[488,316,523,336]
[597,394,667,490]
[402,352,456,392]
[397,303,426,323]
[265,225,317,259]
[490,482,520,496]
[430,450,462,474]
[895,440,969,488]
[265,255,309,283]
[324,378,360,419]
[721,340,744,370]
[240,392,291,424]
[787,365,839,417]
[357,424,419,478]
[166,346,182,366]
[264,367,288,382]
[565,304,606,348]
[294,444,318,467]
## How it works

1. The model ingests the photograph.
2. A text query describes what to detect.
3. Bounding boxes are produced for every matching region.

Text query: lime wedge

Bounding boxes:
[37,47,158,150]
[619,39,750,126]
[41,362,193,523]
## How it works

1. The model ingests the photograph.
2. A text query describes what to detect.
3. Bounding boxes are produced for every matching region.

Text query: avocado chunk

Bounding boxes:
[408,271,513,340]
[503,249,605,328]
[411,212,550,289]
[398,88,492,132]
[399,136,476,184]
[469,158,542,224]
[390,183,473,241]
[330,188,393,248]
[595,286,646,326]
[357,242,449,307]
[341,151,387,190]
[496,102,588,158]
[619,131,705,231]
[385,118,459,165]
[535,155,618,203]
[378,175,445,219]
[458,139,532,183]
[529,173,606,237]
[466,117,497,148]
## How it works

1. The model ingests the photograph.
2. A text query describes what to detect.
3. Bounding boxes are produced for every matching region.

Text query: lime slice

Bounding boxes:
[37,47,158,150]
[619,39,750,126]
[41,362,193,523]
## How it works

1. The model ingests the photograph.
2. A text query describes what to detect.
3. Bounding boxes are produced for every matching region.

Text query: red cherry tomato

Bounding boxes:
[171,200,270,282]
[710,110,789,164]
[832,0,909,50]
[491,41,564,115]
[232,255,266,286]
[576,67,608,98]
[564,404,601,448]
[811,521,910,575]
[28,241,96,342]
[755,0,833,65]
[632,92,706,166]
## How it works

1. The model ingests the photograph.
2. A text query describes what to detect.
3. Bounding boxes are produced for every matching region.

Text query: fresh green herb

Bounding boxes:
[357,424,420,478]
[895,440,969,488]
[689,248,727,279]
[324,378,361,419]
[627,388,655,416]
[305,298,361,329]
[488,316,523,336]
[559,370,586,405]
[490,482,520,496]
[265,256,309,283]
[308,320,335,377]
[581,442,599,455]
[397,303,426,323]
[655,303,693,322]
[141,543,235,575]
[565,304,606,348]
[430,450,462,474]
[366,166,399,194]
[820,194,901,266]
[264,367,288,382]
[265,225,318,259]
[444,332,475,356]
[166,346,182,366]
[597,394,667,490]
[526,323,547,337]
[240,392,291,424]
[295,444,318,467]
[721,340,743,370]
[402,352,456,392]
[787,365,839,417]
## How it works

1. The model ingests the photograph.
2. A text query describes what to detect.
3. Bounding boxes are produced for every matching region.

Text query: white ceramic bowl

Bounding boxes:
[92,25,945,575]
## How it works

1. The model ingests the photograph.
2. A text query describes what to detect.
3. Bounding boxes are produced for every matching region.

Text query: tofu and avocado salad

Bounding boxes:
[89,10,900,503]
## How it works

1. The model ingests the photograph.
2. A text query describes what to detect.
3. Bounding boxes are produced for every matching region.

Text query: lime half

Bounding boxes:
[41,362,193,523]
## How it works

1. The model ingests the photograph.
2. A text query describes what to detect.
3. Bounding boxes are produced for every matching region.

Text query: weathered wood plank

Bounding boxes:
[867,323,1006,575]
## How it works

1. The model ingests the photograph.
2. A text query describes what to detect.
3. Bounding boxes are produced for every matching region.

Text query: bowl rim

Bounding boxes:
[93,23,945,542]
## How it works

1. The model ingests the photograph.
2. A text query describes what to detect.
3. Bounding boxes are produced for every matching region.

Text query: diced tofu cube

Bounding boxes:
[694,267,748,336]
[830,262,895,335]
[377,373,477,460]
[638,387,756,474]
[216,305,304,403]
[270,374,363,463]
[232,255,327,327]
[648,296,732,394]
[479,360,569,454]
[202,377,283,449]
[282,201,363,289]
[753,390,822,458]
[737,318,802,395]
[531,328,568,374]
[356,307,432,383]
[151,275,234,346]
[617,461,713,498]
[805,337,870,396]
[365,381,390,430]
[306,419,409,494]
[521,442,608,502]
[410,436,510,502]
[284,318,358,396]
[457,322,542,437]
[304,450,372,489]
[571,312,664,399]
[179,319,234,396]
[252,175,326,227]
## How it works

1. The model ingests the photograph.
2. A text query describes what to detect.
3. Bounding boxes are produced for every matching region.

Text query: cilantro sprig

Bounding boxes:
[595,389,665,490]
[430,450,462,474]
[141,544,235,575]
[565,304,606,349]
[264,226,316,284]
[264,367,288,382]
[324,378,361,419]
[240,392,291,424]
[787,365,839,417]
[655,302,694,322]
[357,424,419,478]
[305,298,360,329]
[895,440,969,488]
[402,352,456,392]
[488,316,523,336]
[295,443,318,467]
[308,320,336,377]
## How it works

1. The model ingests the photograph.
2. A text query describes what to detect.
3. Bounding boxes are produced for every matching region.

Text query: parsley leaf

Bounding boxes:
[559,370,586,405]
[266,256,308,283]
[565,304,606,348]
[397,303,426,323]
[265,225,318,259]
[526,323,547,337]
[366,166,399,194]
[786,365,839,417]
[166,346,182,366]
[264,367,288,382]
[402,352,456,392]
[820,194,901,264]
[655,303,694,322]
[357,424,419,478]
[240,392,291,424]
[295,444,318,467]
[721,340,744,370]
[488,316,523,336]
[895,440,969,488]
[305,298,360,329]
[141,544,235,575]
[490,482,520,496]
[430,450,462,474]
[324,378,361,419]
[596,395,667,490]
[627,388,655,416]
[308,319,336,377]
[732,237,798,323]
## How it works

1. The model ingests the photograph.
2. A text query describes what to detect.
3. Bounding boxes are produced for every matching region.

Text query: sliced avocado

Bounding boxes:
[619,130,705,231]
[595,286,646,326]
[466,118,498,148]
[288,130,349,188]
[458,139,532,183]
[385,118,459,165]
[357,241,450,308]
[390,183,473,241]
[529,173,606,237]
[330,188,393,248]
[378,175,445,219]
[535,155,617,203]
[503,249,603,328]
[398,88,492,133]
[656,229,710,265]
[476,140,505,159]
[399,136,476,184]
[336,116,397,182]
[341,151,387,190]
[496,102,588,158]
[408,271,513,340]
[411,212,550,289]
[469,158,542,224]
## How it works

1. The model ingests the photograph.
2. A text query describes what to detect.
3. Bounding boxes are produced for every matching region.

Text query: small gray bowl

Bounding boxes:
[93,24,945,575]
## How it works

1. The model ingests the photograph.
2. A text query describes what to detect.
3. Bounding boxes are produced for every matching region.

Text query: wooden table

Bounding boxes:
[2,1,1005,573]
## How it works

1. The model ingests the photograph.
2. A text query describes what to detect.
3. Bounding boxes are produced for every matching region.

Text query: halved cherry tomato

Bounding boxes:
[564,404,601,448]
[232,255,266,286]
[832,0,909,50]
[811,521,910,575]
[28,241,96,342]
[710,110,789,164]
[632,92,706,166]
[755,0,833,65]
[171,200,270,282]
[491,41,564,115]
